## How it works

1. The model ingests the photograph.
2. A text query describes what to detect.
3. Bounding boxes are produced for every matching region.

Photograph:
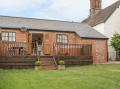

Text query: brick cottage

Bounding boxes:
[0,16,108,69]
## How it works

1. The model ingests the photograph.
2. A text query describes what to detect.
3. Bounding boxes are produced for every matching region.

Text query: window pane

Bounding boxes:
[9,37,12,41]
[2,33,6,37]
[5,37,8,41]
[56,34,68,44]
[13,37,15,41]
[64,40,67,43]
[2,32,8,37]
[62,35,64,39]
[9,33,13,36]
[2,37,5,40]
[13,33,15,37]
[59,35,61,39]
[64,36,67,39]
[12,33,16,41]
[1,32,16,41]
[9,37,15,41]
[57,39,60,43]
[57,35,59,39]
[5,33,8,36]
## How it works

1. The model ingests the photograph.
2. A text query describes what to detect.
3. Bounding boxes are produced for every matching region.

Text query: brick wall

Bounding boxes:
[0,28,27,42]
[0,29,108,63]
[16,31,27,42]
[42,32,108,63]
[75,35,108,63]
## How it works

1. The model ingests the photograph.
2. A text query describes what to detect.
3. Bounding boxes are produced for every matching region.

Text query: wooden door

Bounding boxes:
[43,44,51,55]
[28,33,32,55]
[43,33,51,55]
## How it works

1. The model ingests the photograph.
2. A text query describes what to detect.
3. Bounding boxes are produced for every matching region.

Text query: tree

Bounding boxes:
[111,34,120,60]
[111,34,120,51]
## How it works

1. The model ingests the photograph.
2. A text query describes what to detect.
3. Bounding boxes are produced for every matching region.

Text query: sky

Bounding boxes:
[0,0,118,22]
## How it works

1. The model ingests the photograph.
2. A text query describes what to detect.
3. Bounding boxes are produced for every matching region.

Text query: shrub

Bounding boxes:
[59,60,65,65]
[35,60,41,66]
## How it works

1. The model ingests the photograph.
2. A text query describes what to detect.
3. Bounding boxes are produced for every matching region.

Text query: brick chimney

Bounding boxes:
[90,0,102,16]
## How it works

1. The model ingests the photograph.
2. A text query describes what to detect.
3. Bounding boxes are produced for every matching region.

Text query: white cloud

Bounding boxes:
[31,0,118,21]
[50,0,89,21]
[103,0,118,7]
[0,0,119,21]
[31,0,89,21]
[50,0,118,21]
[0,0,47,12]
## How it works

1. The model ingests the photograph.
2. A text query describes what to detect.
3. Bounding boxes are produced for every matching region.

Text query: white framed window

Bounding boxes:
[56,34,68,44]
[2,32,16,41]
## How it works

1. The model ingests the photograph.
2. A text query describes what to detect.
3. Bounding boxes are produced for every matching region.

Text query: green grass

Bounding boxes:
[0,65,120,89]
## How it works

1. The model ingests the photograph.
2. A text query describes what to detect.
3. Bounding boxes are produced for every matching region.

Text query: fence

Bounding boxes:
[0,42,92,57]
[0,42,93,67]
[53,43,92,56]
[53,43,93,66]
[0,41,27,56]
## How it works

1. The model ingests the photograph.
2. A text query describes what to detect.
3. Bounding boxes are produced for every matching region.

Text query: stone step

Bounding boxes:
[42,65,57,70]
[39,56,57,70]
[41,62,55,66]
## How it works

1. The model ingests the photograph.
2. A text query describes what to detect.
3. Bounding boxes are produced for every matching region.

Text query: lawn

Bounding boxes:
[0,65,120,89]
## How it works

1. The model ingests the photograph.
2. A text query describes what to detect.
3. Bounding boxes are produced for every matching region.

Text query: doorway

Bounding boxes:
[32,33,44,56]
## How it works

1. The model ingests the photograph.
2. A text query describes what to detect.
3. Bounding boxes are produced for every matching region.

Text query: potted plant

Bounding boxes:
[35,60,42,70]
[58,60,65,70]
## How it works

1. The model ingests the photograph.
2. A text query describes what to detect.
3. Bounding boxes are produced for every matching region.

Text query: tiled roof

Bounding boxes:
[0,15,108,39]
[82,0,120,26]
